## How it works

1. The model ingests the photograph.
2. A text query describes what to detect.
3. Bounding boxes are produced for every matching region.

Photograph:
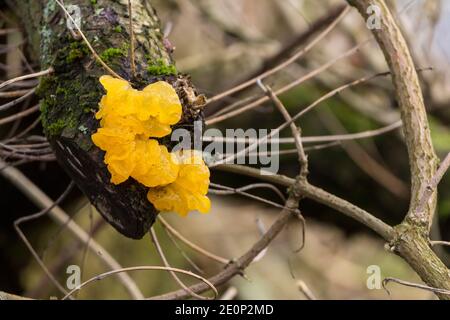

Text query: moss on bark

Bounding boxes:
[8,0,205,239]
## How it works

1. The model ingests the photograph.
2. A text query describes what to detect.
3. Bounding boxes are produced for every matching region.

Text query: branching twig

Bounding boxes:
[206,41,368,125]
[382,277,450,296]
[206,6,350,105]
[415,152,450,216]
[258,81,308,177]
[0,160,144,300]
[149,227,211,300]
[158,216,230,265]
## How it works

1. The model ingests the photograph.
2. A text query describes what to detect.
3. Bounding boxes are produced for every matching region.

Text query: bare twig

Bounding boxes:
[14,182,75,298]
[150,195,300,300]
[415,152,450,216]
[430,241,450,248]
[209,182,291,212]
[62,266,218,300]
[210,182,286,202]
[158,216,230,265]
[0,89,31,98]
[150,228,211,300]
[0,88,35,112]
[317,107,408,198]
[0,68,53,90]
[127,0,136,76]
[54,0,124,80]
[0,291,31,300]
[0,160,144,300]
[206,6,351,105]
[213,164,395,240]
[297,280,317,300]
[0,104,39,125]
[258,81,308,177]
[202,120,402,144]
[206,41,368,125]
[210,70,393,168]
[219,287,238,300]
[382,277,450,296]
[163,226,205,275]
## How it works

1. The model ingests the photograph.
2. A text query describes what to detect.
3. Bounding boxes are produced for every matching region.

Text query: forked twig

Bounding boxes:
[0,160,144,300]
[158,216,230,265]
[150,228,211,300]
[382,277,450,296]
[206,6,351,104]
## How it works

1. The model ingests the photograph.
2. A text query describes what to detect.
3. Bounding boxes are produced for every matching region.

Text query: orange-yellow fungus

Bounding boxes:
[147,150,211,217]
[92,76,210,217]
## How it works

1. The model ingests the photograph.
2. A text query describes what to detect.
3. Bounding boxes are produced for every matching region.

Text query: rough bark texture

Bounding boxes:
[349,0,450,299]
[8,0,205,239]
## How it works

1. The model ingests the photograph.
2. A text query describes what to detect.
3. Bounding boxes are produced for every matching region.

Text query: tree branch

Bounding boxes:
[348,0,450,300]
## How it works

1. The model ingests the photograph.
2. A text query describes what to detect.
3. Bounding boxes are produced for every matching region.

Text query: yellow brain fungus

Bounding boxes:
[91,75,210,217]
[147,150,211,216]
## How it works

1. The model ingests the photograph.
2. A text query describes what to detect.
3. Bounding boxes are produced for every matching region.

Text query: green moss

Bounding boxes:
[90,0,97,4]
[113,25,123,33]
[146,58,177,76]
[45,119,67,136]
[56,86,68,97]
[99,45,128,63]
[66,41,89,63]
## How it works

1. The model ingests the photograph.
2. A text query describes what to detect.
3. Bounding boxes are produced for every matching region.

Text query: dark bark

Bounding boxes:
[8,0,205,239]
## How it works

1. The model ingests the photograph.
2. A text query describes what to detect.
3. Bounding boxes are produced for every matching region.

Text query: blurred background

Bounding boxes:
[0,0,449,299]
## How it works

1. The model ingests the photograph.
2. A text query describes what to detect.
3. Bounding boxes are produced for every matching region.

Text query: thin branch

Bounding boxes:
[213,164,395,240]
[202,120,402,144]
[415,152,450,216]
[14,182,75,298]
[210,70,393,168]
[127,0,136,77]
[430,241,450,248]
[149,228,211,300]
[54,0,124,80]
[297,280,317,300]
[382,277,450,296]
[205,6,351,105]
[350,0,438,228]
[317,108,408,198]
[163,226,205,275]
[0,88,35,112]
[0,104,39,125]
[258,81,308,177]
[61,266,218,300]
[206,40,368,125]
[158,216,230,265]
[0,291,31,300]
[0,68,53,90]
[209,182,286,202]
[149,195,300,300]
[209,182,291,211]
[0,88,31,98]
[0,160,144,300]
